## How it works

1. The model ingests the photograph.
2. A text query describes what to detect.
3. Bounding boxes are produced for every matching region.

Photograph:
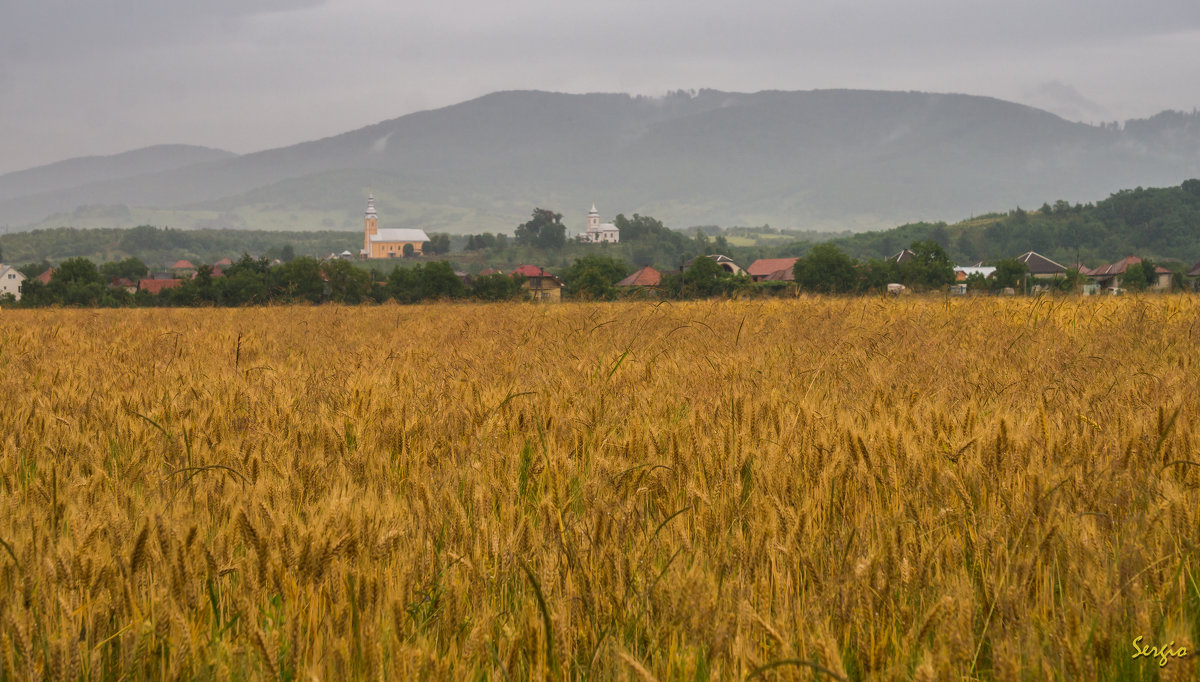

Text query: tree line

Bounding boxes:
[834,179,1200,265]
[9,255,525,307]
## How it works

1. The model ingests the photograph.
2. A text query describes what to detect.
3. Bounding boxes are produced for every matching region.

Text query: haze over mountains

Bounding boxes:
[3,89,1198,235]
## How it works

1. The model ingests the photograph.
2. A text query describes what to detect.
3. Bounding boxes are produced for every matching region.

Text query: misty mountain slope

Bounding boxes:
[0,145,236,205]
[4,90,1200,233]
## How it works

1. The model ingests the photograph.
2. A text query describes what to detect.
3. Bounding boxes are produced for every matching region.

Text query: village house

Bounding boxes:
[0,264,26,301]
[746,257,799,282]
[169,259,197,278]
[580,204,620,243]
[511,265,565,302]
[1083,255,1172,293]
[360,193,430,258]
[1188,261,1200,291]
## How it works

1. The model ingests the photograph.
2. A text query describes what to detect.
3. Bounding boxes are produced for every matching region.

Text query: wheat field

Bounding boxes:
[1,297,1198,680]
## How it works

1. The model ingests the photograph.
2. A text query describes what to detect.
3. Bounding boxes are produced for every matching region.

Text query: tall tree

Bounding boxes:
[793,244,857,293]
[560,255,631,300]
[515,209,566,249]
[898,240,955,290]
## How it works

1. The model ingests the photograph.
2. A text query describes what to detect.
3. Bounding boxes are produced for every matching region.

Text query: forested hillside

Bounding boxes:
[832,179,1200,265]
[0,225,355,267]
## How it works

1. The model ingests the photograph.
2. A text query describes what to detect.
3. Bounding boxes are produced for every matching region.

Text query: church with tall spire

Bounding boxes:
[360,192,430,258]
[580,203,620,243]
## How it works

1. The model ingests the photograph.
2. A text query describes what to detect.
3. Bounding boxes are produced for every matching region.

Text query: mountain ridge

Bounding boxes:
[3,89,1199,234]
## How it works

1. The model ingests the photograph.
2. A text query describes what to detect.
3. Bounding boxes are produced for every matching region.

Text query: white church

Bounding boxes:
[580,204,620,244]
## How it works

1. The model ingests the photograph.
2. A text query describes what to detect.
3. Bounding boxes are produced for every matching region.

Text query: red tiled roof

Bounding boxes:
[1154,266,1170,275]
[1188,262,1200,278]
[110,277,136,288]
[170,259,196,270]
[138,278,183,294]
[511,264,549,278]
[765,267,795,282]
[747,257,799,277]
[478,267,504,277]
[36,268,55,285]
[616,266,661,287]
[214,258,234,266]
[511,265,563,288]
[1090,255,1141,277]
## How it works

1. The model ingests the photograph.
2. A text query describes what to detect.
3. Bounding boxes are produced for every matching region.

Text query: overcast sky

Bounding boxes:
[3,0,1199,175]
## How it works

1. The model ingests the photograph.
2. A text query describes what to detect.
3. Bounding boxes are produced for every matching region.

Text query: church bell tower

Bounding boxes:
[363,192,378,254]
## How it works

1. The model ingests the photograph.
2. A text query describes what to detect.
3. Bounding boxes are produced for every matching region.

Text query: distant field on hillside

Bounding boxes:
[1,298,1197,679]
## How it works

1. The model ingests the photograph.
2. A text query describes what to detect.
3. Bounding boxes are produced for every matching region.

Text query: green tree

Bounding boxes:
[49,257,107,305]
[219,255,271,305]
[415,262,466,299]
[612,214,668,241]
[560,255,631,300]
[965,272,989,291]
[989,258,1029,291]
[515,209,566,249]
[322,259,372,303]
[226,254,271,276]
[793,244,858,293]
[1122,263,1149,291]
[270,257,324,303]
[425,234,452,255]
[898,240,955,290]
[569,268,618,300]
[857,258,900,292]
[191,264,218,304]
[387,262,465,302]
[100,257,150,282]
[471,273,523,301]
[18,279,51,307]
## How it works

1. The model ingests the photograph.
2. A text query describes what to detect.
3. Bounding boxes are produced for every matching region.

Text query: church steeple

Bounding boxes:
[364,191,379,254]
[587,202,600,231]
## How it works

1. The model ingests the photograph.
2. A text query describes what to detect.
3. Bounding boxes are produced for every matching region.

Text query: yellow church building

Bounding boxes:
[360,193,430,259]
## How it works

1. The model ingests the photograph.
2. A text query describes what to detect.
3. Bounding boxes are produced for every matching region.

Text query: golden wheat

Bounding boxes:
[0,296,1198,679]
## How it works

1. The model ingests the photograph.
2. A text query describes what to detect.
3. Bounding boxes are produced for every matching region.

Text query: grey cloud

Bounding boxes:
[3,0,1200,174]
[2,0,325,63]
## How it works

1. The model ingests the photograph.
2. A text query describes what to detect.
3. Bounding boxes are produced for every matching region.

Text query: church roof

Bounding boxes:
[372,228,430,243]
